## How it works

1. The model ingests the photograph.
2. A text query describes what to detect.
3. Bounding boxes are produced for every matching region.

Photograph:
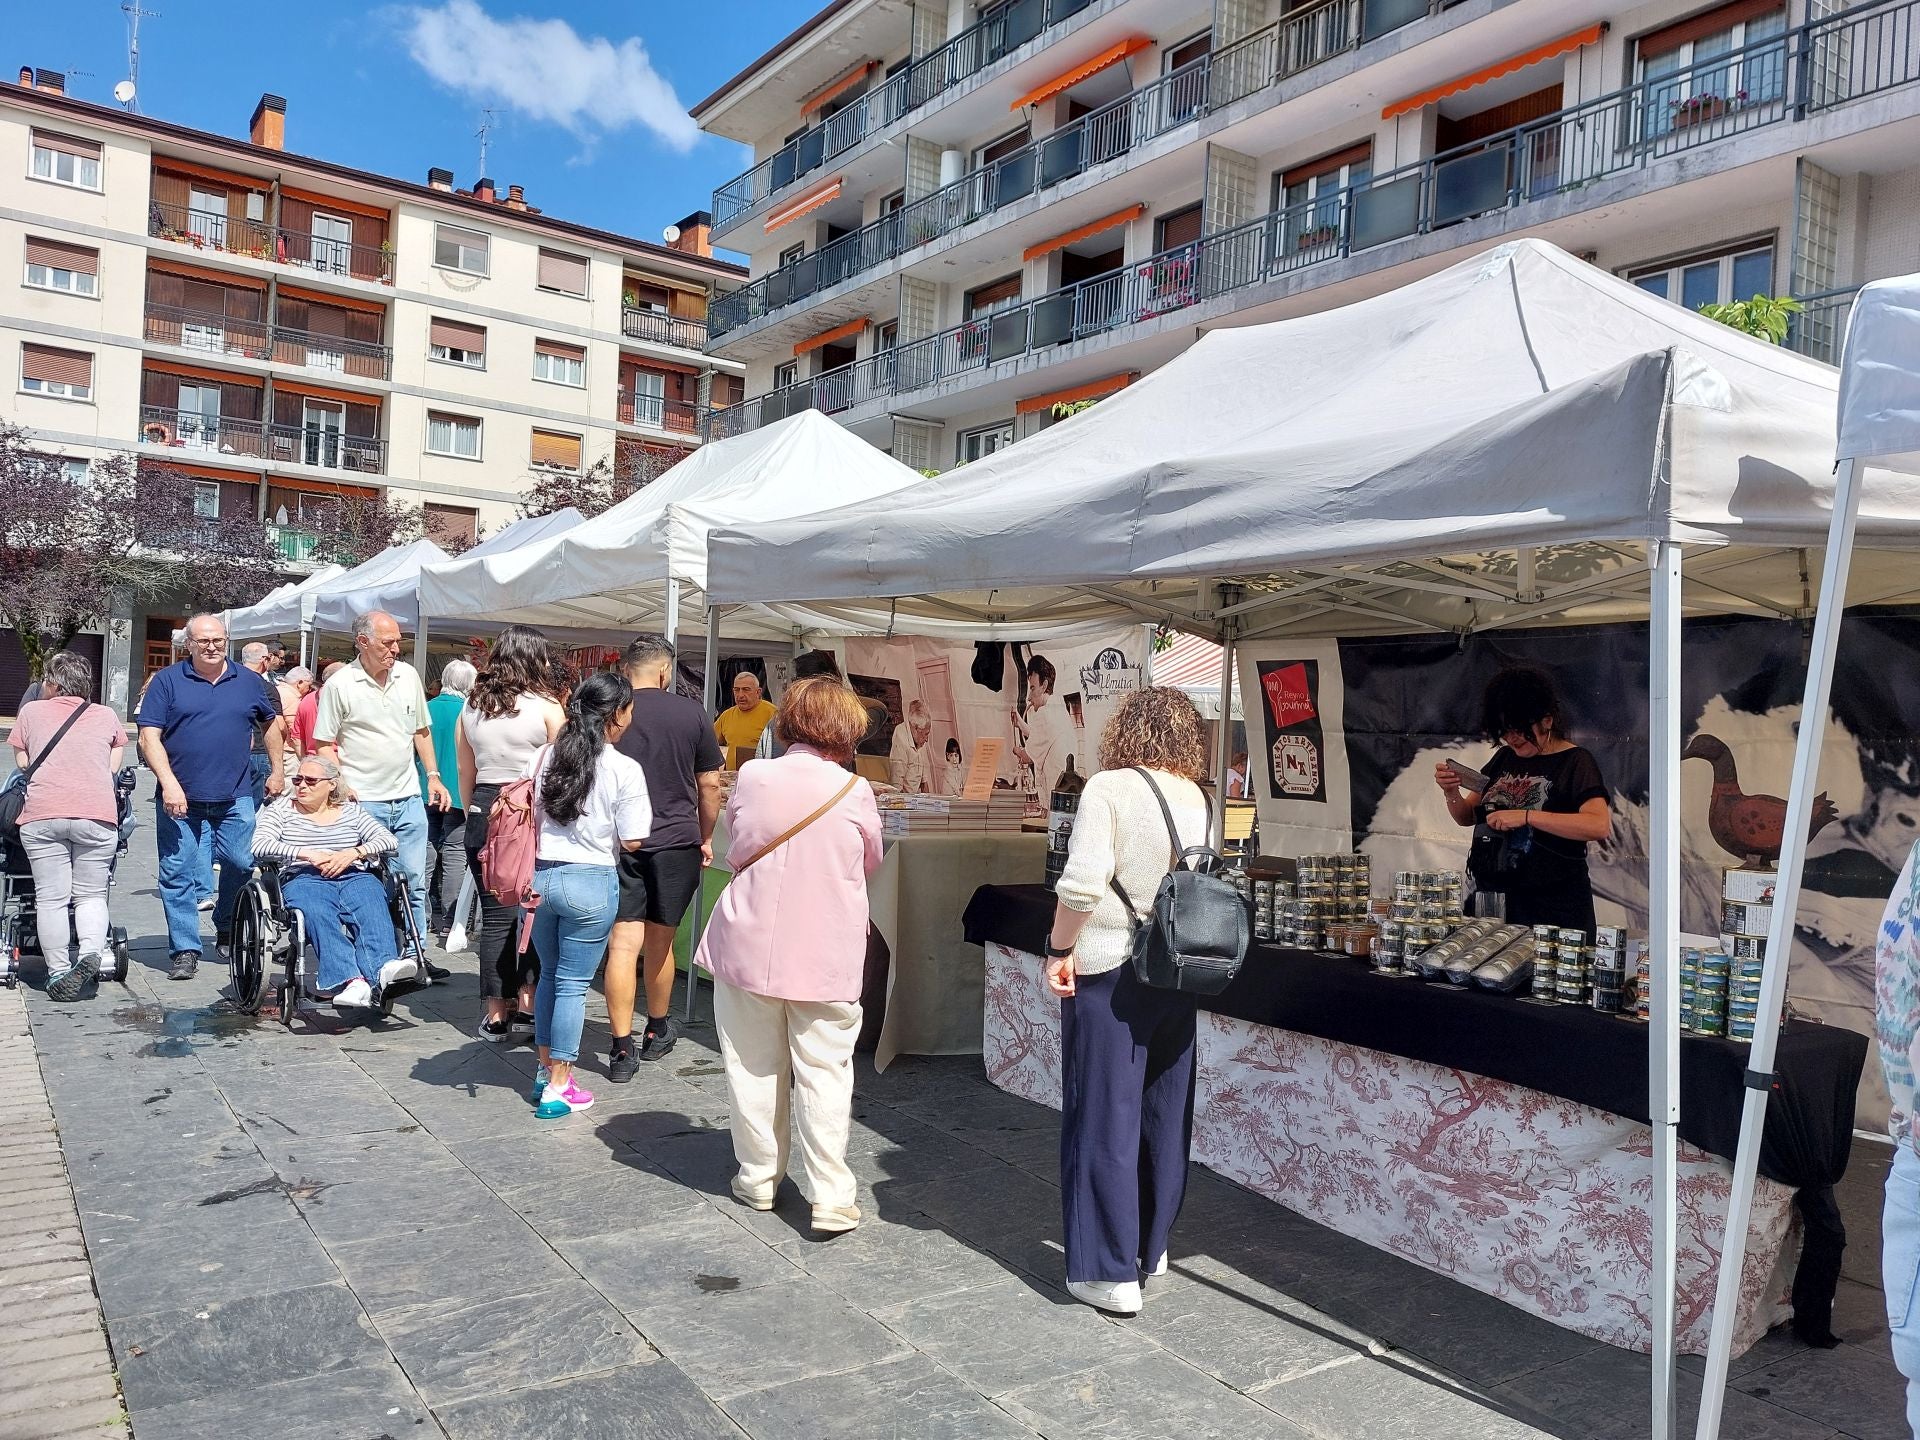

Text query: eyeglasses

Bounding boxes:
[291,775,327,787]
[191,637,228,647]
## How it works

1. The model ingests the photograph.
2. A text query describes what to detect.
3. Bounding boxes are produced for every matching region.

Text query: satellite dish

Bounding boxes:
[113,79,136,104]
[662,224,681,244]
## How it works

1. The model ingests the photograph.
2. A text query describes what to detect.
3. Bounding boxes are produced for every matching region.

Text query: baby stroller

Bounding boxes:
[0,767,138,988]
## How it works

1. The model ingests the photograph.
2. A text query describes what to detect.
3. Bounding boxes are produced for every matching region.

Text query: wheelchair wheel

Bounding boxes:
[281,912,311,1031]
[228,884,270,1015]
[101,927,130,983]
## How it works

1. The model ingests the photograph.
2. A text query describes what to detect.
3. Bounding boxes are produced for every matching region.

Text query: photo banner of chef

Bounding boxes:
[845,629,1148,798]
[1240,609,1920,1127]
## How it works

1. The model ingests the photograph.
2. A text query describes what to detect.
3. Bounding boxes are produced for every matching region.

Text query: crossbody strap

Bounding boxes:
[21,702,93,787]
[735,775,860,873]
[1109,767,1210,923]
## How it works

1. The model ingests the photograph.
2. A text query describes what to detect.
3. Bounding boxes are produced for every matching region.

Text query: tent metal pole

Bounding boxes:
[664,577,681,647]
[1648,541,1683,1440]
[1694,457,1864,1440]
[686,604,721,1024]
[702,606,720,719]
[1212,620,1235,852]
[412,610,429,675]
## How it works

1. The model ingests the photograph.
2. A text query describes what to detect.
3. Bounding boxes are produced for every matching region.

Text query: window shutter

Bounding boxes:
[424,502,478,548]
[1156,205,1203,250]
[430,317,486,353]
[530,430,582,469]
[33,130,102,159]
[22,345,92,387]
[25,236,98,274]
[628,281,671,310]
[966,275,1023,313]
[537,248,590,295]
[534,338,586,361]
[1281,141,1374,190]
[1639,0,1783,59]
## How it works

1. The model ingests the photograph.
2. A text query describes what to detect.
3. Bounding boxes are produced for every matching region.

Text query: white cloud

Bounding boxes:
[401,0,700,154]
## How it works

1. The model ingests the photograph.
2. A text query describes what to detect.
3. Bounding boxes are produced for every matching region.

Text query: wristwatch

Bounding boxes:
[1044,940,1074,958]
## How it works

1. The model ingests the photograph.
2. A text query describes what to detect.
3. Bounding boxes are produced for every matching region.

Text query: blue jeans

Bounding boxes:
[530,861,617,1065]
[1885,1143,1920,1437]
[249,753,272,808]
[360,796,428,947]
[283,870,398,991]
[155,798,256,954]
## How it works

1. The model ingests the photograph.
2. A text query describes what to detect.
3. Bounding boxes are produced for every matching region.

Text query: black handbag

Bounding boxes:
[1109,767,1250,997]
[0,701,93,849]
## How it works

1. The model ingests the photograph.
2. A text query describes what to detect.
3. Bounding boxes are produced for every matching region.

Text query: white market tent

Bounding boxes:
[222,563,345,642]
[701,240,1920,1438]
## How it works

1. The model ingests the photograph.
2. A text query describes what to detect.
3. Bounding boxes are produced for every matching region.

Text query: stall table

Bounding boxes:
[963,884,1867,1357]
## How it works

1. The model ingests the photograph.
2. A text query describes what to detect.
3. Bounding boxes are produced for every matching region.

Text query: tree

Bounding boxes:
[1698,293,1803,346]
[298,491,425,566]
[0,423,284,679]
[519,445,677,521]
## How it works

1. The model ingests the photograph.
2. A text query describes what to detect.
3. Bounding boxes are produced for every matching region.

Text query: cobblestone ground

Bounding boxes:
[7,770,1906,1439]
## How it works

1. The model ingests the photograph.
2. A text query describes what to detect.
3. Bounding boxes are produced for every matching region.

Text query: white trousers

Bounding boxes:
[712,979,861,1209]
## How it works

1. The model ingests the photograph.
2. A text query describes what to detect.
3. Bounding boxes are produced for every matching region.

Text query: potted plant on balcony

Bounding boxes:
[1668,89,1743,128]
[1293,223,1339,251]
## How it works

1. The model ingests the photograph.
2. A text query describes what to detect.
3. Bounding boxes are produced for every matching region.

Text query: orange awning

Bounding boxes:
[1381,23,1602,120]
[1022,203,1145,262]
[1012,36,1152,111]
[802,60,877,115]
[764,177,843,233]
[794,316,868,356]
[1015,371,1134,415]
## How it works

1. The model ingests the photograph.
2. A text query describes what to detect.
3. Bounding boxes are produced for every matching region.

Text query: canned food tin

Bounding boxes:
[1591,985,1623,1014]
[1690,1015,1728,1037]
[1557,927,1587,946]
[1556,943,1586,966]
[1295,926,1321,951]
[1722,900,1773,936]
[1421,920,1452,946]
[1253,915,1273,941]
[1594,925,1626,949]
[1729,935,1767,960]
[1722,867,1778,904]
[1533,925,1558,942]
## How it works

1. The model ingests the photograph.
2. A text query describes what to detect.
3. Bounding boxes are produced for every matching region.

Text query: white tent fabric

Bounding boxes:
[704,240,1920,619]
[223,563,345,640]
[296,538,449,635]
[312,510,583,634]
[1837,272,1920,475]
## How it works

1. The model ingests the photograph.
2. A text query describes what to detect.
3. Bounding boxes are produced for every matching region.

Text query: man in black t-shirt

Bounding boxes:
[606,634,723,1077]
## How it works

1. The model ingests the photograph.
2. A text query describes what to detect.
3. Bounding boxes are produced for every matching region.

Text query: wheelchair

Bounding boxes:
[226,854,432,1028]
[0,767,138,989]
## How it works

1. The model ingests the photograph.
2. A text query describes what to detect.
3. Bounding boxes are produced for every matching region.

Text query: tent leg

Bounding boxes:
[300,623,313,672]
[688,600,721,1024]
[412,613,429,675]
[665,577,681,647]
[1649,541,1683,1440]
[1212,627,1235,851]
[702,607,720,719]
[1693,458,1864,1440]
[298,627,311,669]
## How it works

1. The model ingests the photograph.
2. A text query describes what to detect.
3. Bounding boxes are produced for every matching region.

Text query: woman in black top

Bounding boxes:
[1434,667,1612,936]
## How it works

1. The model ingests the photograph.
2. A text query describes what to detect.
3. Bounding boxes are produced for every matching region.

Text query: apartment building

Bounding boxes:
[1,71,745,709]
[693,0,1920,470]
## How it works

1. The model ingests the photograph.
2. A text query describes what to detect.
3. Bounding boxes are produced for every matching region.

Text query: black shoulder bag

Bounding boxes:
[0,702,94,847]
[1109,767,1250,997]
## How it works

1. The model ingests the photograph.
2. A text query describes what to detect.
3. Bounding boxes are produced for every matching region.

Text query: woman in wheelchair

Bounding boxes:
[252,757,406,1009]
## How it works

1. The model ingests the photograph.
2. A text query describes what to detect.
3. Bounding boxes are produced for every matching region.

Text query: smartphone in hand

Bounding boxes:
[1443,759,1491,793]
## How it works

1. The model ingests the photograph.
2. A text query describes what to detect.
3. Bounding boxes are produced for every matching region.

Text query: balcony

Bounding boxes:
[1785,286,1861,365]
[138,404,388,475]
[1208,0,1434,110]
[148,200,395,285]
[709,0,1920,437]
[143,304,394,380]
[709,58,1210,339]
[617,393,710,436]
[711,0,1100,232]
[621,306,710,350]
[268,525,323,563]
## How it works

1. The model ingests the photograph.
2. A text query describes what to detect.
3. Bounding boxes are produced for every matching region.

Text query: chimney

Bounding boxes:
[18,66,32,87]
[505,183,527,211]
[34,67,65,96]
[473,176,495,203]
[249,93,285,150]
[427,166,454,191]
[667,209,713,258]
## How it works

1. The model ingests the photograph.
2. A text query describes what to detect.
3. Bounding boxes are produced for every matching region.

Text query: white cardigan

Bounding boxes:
[1054,767,1209,976]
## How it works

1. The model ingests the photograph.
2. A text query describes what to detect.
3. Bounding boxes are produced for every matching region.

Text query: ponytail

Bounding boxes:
[540,672,632,826]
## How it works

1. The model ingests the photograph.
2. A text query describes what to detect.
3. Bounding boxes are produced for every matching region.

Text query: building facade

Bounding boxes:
[693,0,1920,470]
[1,71,744,709]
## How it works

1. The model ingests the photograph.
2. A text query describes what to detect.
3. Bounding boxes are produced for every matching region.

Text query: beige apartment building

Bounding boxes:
[0,70,744,710]
[692,0,1920,470]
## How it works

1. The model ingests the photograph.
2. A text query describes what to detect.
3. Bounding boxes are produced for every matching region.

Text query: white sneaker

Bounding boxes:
[332,978,373,1009]
[377,958,413,992]
[1141,1253,1169,1278]
[1067,1279,1142,1315]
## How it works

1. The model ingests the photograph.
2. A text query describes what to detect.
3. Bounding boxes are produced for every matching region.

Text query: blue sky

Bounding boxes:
[11,0,818,260]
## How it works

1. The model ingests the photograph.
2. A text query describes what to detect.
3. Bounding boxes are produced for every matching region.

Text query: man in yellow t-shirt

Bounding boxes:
[714,671,778,767]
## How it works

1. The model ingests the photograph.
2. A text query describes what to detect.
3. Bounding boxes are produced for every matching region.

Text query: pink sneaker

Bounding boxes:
[535,1077,594,1118]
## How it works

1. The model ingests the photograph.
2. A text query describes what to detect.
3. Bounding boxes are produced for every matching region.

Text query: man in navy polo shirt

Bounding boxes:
[138,612,286,980]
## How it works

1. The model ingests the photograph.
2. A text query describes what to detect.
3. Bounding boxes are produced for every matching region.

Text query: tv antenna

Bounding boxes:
[121,3,160,112]
[476,108,497,177]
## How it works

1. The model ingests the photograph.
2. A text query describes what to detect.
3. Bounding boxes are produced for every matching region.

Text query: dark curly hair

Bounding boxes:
[1481,666,1564,743]
[540,672,633,826]
[470,625,560,719]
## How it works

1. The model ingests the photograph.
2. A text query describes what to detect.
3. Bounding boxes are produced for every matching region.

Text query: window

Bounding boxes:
[20,344,92,400]
[29,130,101,190]
[627,369,667,425]
[23,236,99,296]
[175,383,222,449]
[424,502,478,549]
[530,429,583,472]
[965,274,1024,319]
[773,361,798,389]
[188,186,227,246]
[1164,31,1211,72]
[537,248,590,296]
[427,411,482,459]
[779,243,806,269]
[1156,205,1203,253]
[61,458,89,485]
[1273,142,1371,256]
[192,481,221,520]
[1628,240,1774,309]
[958,421,1013,464]
[309,213,353,276]
[532,339,586,387]
[1637,2,1787,137]
[627,280,671,313]
[428,317,487,367]
[433,224,489,275]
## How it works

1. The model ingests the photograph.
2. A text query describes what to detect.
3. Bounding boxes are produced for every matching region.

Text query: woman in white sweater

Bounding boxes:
[1045,687,1212,1316]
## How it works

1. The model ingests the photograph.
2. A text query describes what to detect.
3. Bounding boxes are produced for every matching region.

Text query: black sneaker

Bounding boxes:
[47,953,99,1003]
[215,929,233,956]
[168,950,200,981]
[639,1018,678,1062]
[607,1040,638,1084]
[425,961,451,981]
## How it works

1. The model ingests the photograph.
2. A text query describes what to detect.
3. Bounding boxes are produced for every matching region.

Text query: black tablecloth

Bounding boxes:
[964,883,1869,1343]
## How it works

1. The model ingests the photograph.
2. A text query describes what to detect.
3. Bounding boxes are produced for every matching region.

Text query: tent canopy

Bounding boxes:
[316,510,586,634]
[703,241,1920,640]
[1838,272,1920,476]
[223,563,345,640]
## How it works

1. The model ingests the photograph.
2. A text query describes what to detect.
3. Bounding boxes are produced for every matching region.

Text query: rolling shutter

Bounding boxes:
[1639,0,1783,58]
[537,248,590,295]
[529,430,582,469]
[24,236,98,274]
[32,130,101,159]
[429,317,486,355]
[21,344,92,387]
[534,338,586,361]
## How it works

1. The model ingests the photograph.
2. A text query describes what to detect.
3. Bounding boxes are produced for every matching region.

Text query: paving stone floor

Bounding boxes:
[12,771,1908,1439]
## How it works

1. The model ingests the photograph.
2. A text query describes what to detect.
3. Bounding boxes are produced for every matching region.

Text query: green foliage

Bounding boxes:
[1697,293,1803,346]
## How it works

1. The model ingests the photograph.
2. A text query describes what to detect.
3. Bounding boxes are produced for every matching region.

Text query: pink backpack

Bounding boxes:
[478,756,545,945]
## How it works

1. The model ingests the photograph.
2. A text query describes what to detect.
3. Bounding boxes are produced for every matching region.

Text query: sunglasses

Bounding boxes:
[291,775,328,787]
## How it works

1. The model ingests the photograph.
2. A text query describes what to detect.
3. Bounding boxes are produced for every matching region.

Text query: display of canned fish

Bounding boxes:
[1722,867,1778,905]
[1591,985,1624,1014]
[1728,935,1767,960]
[1722,900,1773,936]
[1594,925,1626,948]
[1253,915,1273,941]
[1557,927,1587,946]
[1471,947,1533,993]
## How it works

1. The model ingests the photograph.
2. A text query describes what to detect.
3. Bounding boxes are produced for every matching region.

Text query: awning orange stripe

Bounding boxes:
[143,358,266,387]
[764,178,843,233]
[1381,23,1602,120]
[1012,36,1152,111]
[148,258,269,290]
[802,60,878,115]
[277,283,388,315]
[1015,371,1133,415]
[1022,203,1145,262]
[279,186,390,223]
[270,378,380,407]
[794,316,868,356]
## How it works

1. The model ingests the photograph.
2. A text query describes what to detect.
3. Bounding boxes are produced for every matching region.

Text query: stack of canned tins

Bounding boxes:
[1246,870,1293,944]
[1553,929,1591,1005]
[1372,870,1465,975]
[1273,854,1372,950]
[1722,866,1778,1042]
[1591,926,1627,1014]
[1679,946,1731,1035]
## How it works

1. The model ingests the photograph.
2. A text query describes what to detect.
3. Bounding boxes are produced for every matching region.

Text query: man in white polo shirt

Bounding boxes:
[315,610,450,957]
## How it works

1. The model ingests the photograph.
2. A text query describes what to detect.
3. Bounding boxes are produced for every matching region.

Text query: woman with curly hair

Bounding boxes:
[1044,686,1212,1315]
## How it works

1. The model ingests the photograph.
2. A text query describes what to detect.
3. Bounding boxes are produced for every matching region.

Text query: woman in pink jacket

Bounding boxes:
[695,676,883,1235]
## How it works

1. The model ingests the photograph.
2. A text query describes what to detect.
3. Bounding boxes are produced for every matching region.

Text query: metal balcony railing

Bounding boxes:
[142,305,394,380]
[270,323,393,380]
[268,525,324,563]
[148,200,395,284]
[1210,0,1435,109]
[709,59,1211,338]
[708,0,1920,438]
[1785,285,1863,365]
[138,404,389,474]
[621,306,709,349]
[617,393,711,434]
[711,0,1100,230]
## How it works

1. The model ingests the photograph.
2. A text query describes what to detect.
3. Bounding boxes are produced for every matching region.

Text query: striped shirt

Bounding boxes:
[251,799,398,878]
